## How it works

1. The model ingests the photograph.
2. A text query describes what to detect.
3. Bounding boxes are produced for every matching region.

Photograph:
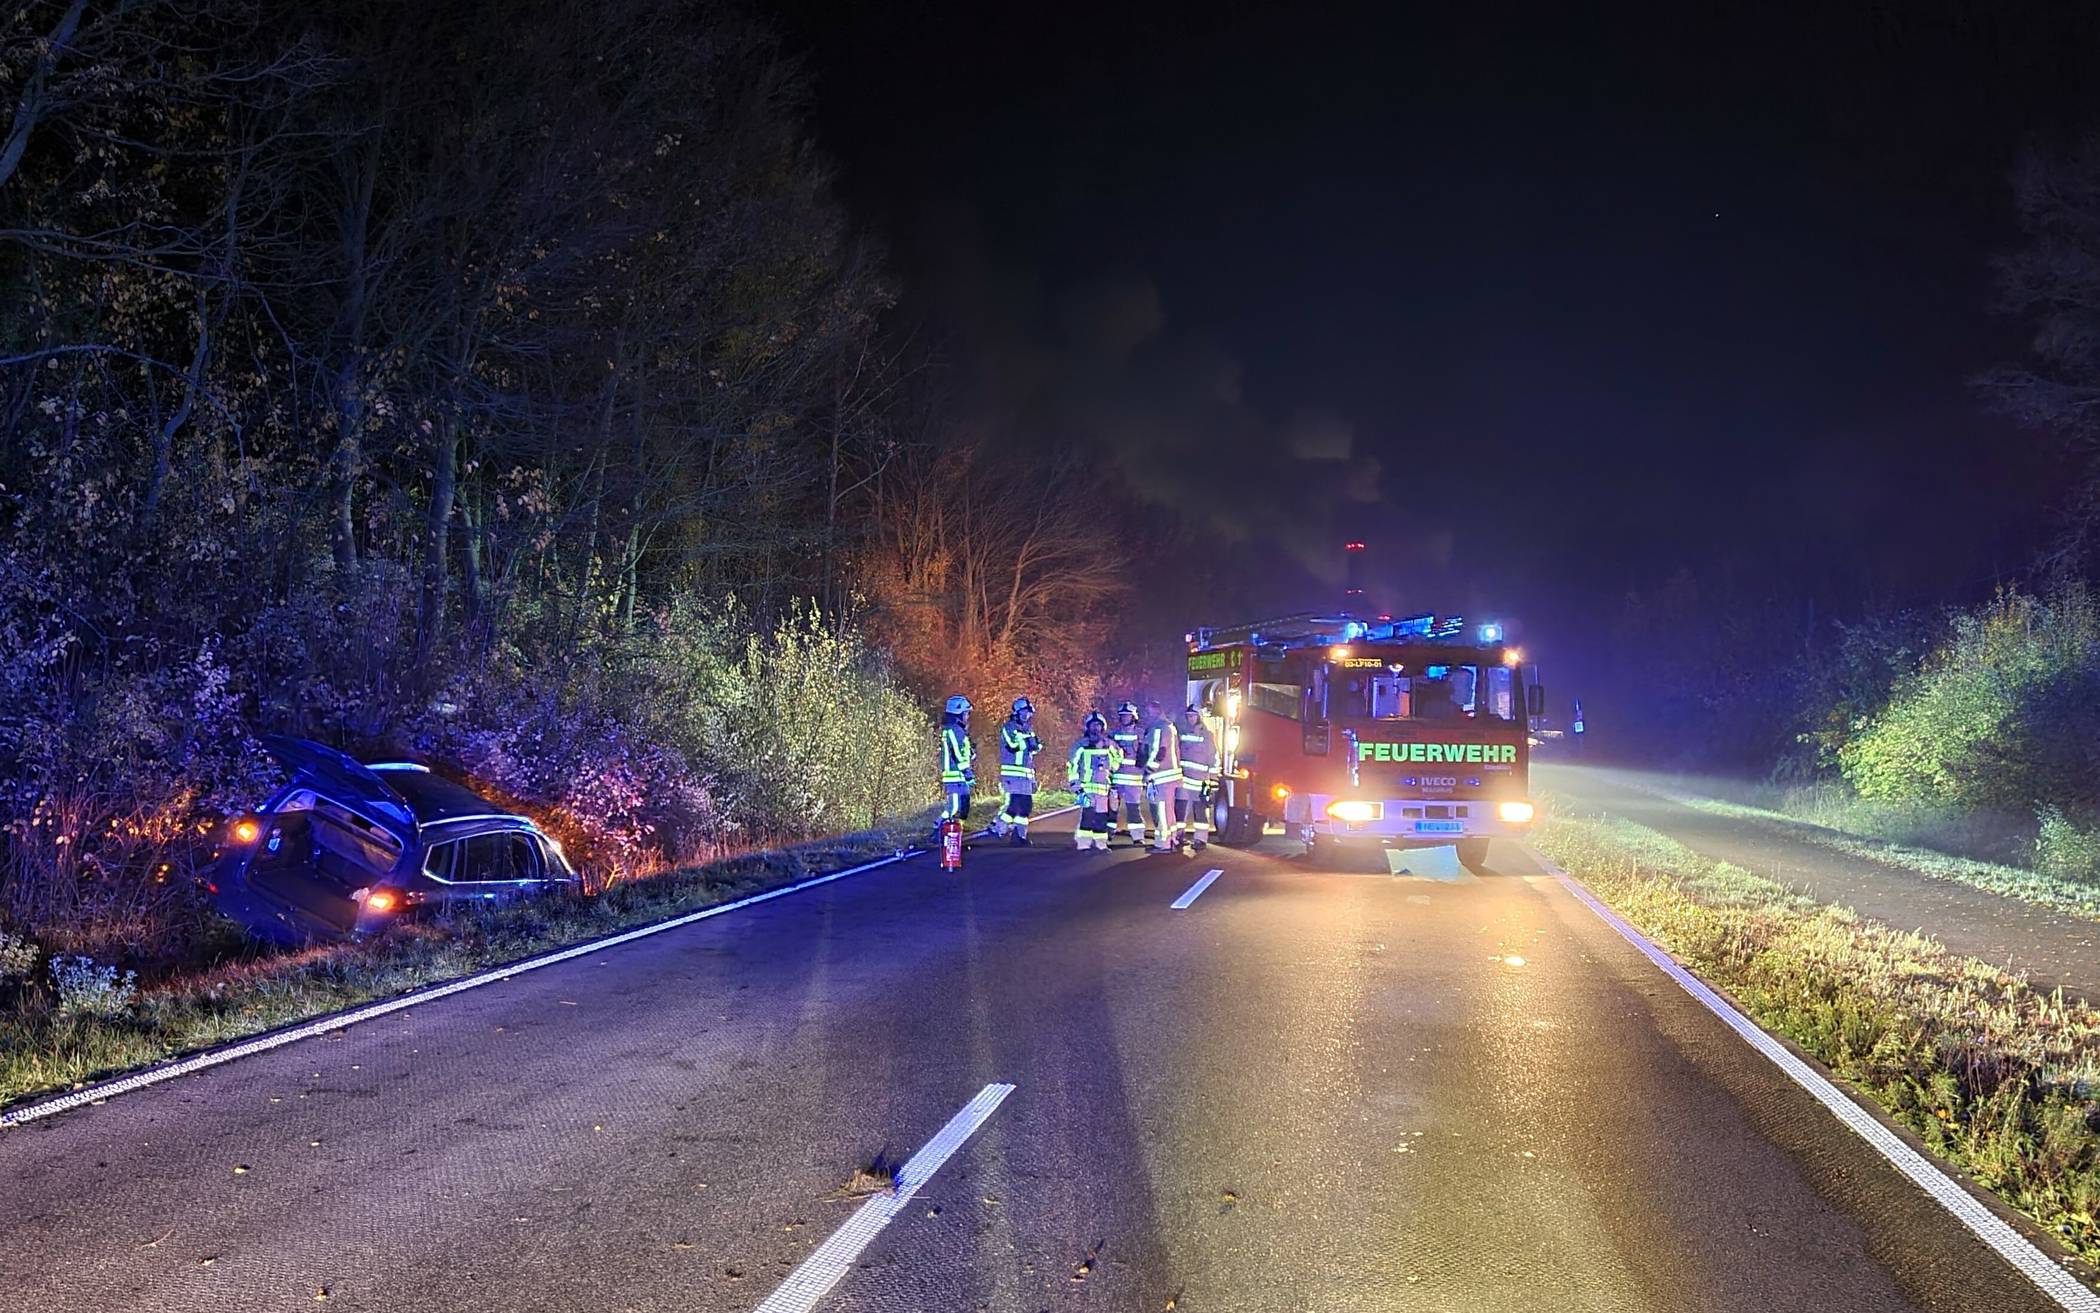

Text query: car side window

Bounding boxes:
[455,831,542,882]
[537,835,574,877]
[423,840,459,881]
[506,833,543,881]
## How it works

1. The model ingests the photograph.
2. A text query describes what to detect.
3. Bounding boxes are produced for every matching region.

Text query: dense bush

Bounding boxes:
[2036,805,2100,882]
[1839,586,2100,811]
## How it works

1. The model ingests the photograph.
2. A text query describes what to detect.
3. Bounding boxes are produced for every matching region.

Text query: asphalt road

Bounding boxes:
[1,806,2084,1312]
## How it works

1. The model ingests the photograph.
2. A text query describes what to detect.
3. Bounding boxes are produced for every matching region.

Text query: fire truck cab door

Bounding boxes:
[1301,664,1331,756]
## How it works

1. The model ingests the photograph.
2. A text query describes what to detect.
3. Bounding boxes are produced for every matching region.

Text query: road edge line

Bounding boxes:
[2,810,1075,1130]
[1170,868,1224,909]
[1526,845,2100,1313]
[754,1082,1016,1313]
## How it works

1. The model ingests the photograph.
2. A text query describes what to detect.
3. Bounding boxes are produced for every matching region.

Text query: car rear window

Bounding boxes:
[255,799,402,890]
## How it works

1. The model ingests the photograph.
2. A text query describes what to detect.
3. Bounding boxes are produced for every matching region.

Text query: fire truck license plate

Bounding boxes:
[1414,820,1463,834]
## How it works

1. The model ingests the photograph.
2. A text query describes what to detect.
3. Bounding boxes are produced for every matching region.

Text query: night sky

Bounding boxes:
[784,1,2095,704]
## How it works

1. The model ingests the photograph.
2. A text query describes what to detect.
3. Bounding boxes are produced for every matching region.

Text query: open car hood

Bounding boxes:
[258,735,418,848]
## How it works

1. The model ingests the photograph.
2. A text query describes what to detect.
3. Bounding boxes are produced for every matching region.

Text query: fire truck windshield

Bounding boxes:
[1332,662,1517,723]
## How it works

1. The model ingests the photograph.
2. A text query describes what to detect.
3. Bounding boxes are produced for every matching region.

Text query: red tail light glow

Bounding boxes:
[231,818,261,845]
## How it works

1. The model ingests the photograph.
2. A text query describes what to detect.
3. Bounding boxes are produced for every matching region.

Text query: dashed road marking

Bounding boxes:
[1529,847,2100,1313]
[1171,869,1224,909]
[754,1083,1016,1313]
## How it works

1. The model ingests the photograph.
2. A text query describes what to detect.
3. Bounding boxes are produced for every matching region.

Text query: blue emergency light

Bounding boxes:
[1478,622,1503,643]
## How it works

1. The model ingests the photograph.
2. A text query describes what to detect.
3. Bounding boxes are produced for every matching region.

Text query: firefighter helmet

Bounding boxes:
[1012,696,1034,717]
[944,695,972,716]
[1116,700,1138,719]
[1084,710,1106,733]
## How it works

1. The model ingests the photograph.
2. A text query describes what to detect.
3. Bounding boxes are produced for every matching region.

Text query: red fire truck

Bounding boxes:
[1185,612,1543,867]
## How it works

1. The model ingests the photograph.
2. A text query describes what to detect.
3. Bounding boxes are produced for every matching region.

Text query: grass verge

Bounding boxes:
[1664,792,2100,922]
[1,794,1067,1112]
[1535,810,2100,1267]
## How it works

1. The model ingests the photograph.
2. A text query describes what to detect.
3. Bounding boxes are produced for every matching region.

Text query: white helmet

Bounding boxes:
[945,695,972,716]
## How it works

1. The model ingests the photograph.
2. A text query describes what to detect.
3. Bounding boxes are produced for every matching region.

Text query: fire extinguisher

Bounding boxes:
[939,817,964,871]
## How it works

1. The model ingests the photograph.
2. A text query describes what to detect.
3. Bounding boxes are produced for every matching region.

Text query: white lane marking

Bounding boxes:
[1,810,1076,1130]
[1528,848,2100,1313]
[755,1082,1016,1313]
[1171,869,1224,909]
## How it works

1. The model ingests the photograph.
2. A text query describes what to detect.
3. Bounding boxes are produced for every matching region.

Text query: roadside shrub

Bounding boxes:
[49,955,139,1020]
[589,596,934,837]
[1840,586,2100,811]
[0,931,37,984]
[2036,805,2100,882]
[715,602,932,834]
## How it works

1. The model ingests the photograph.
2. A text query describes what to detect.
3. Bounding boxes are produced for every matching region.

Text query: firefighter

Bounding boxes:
[1067,710,1119,851]
[1140,696,1182,853]
[992,696,1043,846]
[1109,701,1147,846]
[937,695,975,840]
[1174,702,1219,851]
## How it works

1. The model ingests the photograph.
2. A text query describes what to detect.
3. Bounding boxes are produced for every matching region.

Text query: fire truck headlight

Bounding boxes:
[1326,800,1382,824]
[1497,800,1536,825]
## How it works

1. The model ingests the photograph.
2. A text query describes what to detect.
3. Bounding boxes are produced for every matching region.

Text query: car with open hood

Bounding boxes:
[210,737,579,943]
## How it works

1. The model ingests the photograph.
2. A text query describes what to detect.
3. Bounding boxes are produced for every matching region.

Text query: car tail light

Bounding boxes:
[1497,800,1536,824]
[1326,799,1382,823]
[230,817,261,845]
[359,888,403,915]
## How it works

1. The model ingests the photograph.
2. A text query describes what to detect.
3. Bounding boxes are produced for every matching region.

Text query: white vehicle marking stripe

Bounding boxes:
[754,1083,1016,1313]
[2,809,1076,1129]
[1170,869,1224,909]
[1528,848,2100,1312]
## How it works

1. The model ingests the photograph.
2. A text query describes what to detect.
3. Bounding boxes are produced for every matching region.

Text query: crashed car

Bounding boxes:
[211,736,579,943]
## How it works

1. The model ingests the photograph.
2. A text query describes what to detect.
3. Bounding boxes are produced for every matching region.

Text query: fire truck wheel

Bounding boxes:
[1216,802,1260,847]
[1456,839,1491,873]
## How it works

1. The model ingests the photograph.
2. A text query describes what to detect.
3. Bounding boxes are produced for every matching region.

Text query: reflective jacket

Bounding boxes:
[1067,736,1120,798]
[1142,717,1182,787]
[1177,724,1218,791]
[998,718,1042,789]
[1110,725,1145,786]
[940,721,975,786]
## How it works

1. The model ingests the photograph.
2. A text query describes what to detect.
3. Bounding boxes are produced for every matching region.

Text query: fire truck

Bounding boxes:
[1185,611,1543,867]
